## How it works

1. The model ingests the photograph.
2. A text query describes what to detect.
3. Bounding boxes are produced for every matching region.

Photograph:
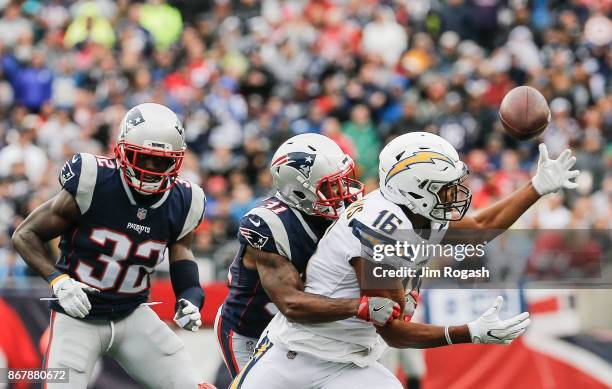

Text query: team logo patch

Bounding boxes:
[60,161,75,185]
[125,108,145,133]
[271,152,316,179]
[239,227,269,249]
[137,208,147,220]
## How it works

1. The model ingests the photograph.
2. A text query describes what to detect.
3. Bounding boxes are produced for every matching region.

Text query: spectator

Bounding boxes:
[2,51,53,112]
[315,7,360,62]
[439,0,470,38]
[290,103,325,135]
[261,39,310,96]
[0,115,48,184]
[544,97,581,156]
[63,1,116,49]
[0,2,32,48]
[361,6,407,67]
[342,104,380,179]
[139,0,183,50]
[38,108,80,162]
[240,50,275,101]
[534,193,572,229]
[505,26,542,72]
[435,91,478,152]
[388,94,421,140]
[321,117,355,158]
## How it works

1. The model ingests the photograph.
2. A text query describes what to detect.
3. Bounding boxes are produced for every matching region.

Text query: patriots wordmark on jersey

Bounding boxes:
[54,153,206,320]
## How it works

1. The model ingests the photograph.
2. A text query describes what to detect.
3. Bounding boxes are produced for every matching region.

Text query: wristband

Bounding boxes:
[170,259,205,310]
[444,326,453,345]
[47,271,68,286]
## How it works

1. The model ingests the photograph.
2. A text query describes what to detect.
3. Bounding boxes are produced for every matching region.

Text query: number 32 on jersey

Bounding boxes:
[74,228,166,293]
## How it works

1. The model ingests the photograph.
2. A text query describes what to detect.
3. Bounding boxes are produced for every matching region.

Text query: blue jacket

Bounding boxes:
[2,55,53,111]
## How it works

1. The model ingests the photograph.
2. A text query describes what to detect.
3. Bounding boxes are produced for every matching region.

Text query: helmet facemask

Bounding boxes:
[312,162,364,218]
[271,133,366,219]
[115,141,185,195]
[426,170,472,221]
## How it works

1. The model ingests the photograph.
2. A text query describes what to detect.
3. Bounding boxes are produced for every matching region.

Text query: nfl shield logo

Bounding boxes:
[137,208,147,220]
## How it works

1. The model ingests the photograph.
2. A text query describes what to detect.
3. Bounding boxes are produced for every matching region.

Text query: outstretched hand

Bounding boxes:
[467,296,531,345]
[532,144,579,196]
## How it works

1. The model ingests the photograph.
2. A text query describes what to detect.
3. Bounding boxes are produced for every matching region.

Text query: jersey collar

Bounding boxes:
[119,171,170,209]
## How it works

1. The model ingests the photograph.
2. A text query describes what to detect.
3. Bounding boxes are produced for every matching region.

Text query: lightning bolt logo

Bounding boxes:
[385,151,454,185]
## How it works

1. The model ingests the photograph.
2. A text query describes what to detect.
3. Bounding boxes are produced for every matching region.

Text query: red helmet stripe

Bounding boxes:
[271,155,288,167]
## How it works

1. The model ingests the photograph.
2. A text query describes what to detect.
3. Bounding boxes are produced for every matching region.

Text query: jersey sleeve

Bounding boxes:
[176,183,206,241]
[58,153,98,214]
[237,213,280,254]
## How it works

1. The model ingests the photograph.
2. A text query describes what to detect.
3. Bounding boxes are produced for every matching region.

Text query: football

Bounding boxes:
[499,86,551,140]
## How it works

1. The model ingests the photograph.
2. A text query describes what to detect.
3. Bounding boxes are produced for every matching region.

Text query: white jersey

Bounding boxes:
[265,189,448,367]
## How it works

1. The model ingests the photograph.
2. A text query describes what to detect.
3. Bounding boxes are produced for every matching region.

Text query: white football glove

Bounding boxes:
[52,277,99,319]
[532,144,579,195]
[173,299,202,332]
[467,296,531,344]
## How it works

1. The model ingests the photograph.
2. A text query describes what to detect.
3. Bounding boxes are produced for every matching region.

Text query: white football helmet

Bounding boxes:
[114,103,186,194]
[379,132,472,221]
[271,133,364,218]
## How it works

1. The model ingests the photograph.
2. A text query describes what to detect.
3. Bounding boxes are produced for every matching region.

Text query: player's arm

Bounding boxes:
[251,246,399,325]
[12,190,100,318]
[447,181,539,243]
[447,144,579,243]
[168,231,205,332]
[12,189,78,279]
[352,258,530,348]
[352,257,468,348]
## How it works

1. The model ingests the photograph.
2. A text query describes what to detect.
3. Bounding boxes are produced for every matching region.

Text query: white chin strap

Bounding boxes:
[126,167,164,195]
[133,182,162,195]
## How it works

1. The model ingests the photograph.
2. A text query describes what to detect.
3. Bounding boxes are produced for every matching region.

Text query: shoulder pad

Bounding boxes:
[59,153,98,214]
[238,213,278,254]
[240,206,291,259]
[177,181,206,241]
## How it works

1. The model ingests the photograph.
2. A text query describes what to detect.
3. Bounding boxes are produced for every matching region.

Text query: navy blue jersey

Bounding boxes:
[220,196,331,338]
[52,153,206,320]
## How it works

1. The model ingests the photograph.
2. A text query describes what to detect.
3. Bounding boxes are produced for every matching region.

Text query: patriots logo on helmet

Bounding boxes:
[272,152,317,179]
[239,227,269,249]
[125,108,145,133]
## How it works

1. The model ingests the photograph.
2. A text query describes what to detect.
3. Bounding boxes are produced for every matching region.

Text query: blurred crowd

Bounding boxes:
[0,0,610,284]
